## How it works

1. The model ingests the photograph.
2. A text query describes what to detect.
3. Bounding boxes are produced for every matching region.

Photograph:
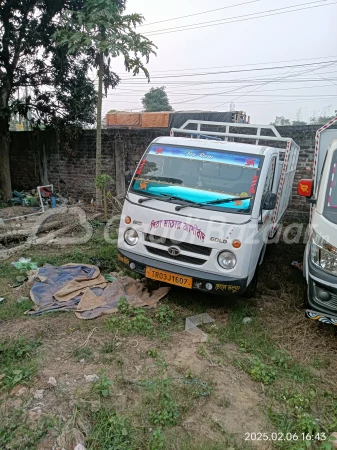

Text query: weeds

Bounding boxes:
[198,346,206,357]
[155,305,174,326]
[149,384,179,427]
[147,348,158,358]
[0,338,40,390]
[86,407,140,450]
[268,387,335,448]
[1,367,36,389]
[0,338,40,361]
[238,356,276,385]
[155,354,169,374]
[107,298,155,336]
[101,338,122,354]
[184,379,213,398]
[272,350,292,369]
[92,373,113,398]
[72,346,93,361]
[0,409,55,450]
[149,427,165,450]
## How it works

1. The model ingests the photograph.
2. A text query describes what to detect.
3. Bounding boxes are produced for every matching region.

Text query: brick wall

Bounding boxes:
[10,128,169,201]
[9,125,321,218]
[277,125,317,217]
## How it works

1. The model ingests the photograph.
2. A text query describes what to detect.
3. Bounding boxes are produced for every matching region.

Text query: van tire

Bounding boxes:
[242,267,259,299]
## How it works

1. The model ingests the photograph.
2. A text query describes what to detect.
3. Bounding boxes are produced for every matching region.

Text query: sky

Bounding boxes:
[101,0,337,124]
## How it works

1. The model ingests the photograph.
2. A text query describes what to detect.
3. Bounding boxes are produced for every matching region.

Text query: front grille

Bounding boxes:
[144,234,211,256]
[145,245,206,266]
[314,284,337,309]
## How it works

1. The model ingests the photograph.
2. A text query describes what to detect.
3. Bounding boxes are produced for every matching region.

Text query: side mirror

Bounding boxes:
[125,172,132,186]
[262,192,277,210]
[297,179,313,197]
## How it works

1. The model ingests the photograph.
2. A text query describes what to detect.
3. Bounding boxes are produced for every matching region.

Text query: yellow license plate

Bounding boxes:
[145,267,192,289]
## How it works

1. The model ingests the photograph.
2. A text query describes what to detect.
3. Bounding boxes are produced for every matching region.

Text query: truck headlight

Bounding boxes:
[311,231,337,275]
[124,228,139,246]
[218,251,237,270]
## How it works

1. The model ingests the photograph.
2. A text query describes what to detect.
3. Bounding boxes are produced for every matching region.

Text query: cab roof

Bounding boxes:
[151,136,271,156]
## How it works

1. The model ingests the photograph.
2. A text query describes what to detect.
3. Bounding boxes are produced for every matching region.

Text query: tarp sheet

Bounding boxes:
[28,264,169,319]
[106,111,234,129]
[106,112,141,127]
[141,112,170,128]
[169,111,233,129]
[117,112,141,126]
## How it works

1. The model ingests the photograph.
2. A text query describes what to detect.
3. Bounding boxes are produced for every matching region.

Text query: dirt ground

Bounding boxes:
[0,208,337,450]
[0,206,38,220]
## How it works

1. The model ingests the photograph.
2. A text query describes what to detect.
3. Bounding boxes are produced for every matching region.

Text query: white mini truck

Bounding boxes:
[118,121,299,297]
[297,118,337,325]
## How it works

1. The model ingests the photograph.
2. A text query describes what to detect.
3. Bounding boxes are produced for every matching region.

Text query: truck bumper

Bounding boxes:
[306,258,337,318]
[118,248,248,296]
[305,309,337,326]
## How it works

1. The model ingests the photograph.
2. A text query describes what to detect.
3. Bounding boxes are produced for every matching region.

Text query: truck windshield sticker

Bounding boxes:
[150,219,206,241]
[139,181,148,190]
[132,144,263,213]
[149,145,261,169]
[249,175,259,194]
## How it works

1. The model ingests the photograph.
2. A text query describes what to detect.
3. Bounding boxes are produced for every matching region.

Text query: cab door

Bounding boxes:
[260,155,277,234]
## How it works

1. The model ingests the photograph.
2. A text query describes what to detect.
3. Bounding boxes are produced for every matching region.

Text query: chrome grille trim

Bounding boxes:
[144,245,206,266]
[144,233,211,256]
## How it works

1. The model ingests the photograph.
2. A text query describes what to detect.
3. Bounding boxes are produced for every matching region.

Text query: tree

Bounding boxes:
[292,120,307,126]
[0,1,97,200]
[95,173,113,220]
[142,87,173,112]
[310,111,337,125]
[292,108,307,126]
[271,116,291,126]
[54,0,156,203]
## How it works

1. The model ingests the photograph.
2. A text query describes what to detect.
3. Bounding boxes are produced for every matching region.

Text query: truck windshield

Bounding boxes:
[131,144,263,213]
[323,150,337,224]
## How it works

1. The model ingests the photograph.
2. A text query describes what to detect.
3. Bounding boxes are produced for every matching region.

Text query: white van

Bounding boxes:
[118,121,299,298]
[297,117,337,324]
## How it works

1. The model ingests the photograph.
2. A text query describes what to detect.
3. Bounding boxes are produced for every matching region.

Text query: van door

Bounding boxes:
[259,155,277,241]
[246,156,278,282]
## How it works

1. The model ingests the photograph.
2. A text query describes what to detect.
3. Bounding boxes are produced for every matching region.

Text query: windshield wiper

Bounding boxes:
[175,196,252,210]
[138,194,200,205]
[159,194,200,204]
[205,196,252,205]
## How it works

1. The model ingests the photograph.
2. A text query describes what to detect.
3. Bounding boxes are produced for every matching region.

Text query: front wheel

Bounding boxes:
[242,267,259,299]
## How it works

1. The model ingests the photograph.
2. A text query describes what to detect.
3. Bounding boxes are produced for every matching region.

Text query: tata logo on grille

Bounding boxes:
[167,246,181,257]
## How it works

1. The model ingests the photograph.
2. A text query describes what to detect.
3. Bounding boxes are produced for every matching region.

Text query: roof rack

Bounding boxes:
[170,120,295,146]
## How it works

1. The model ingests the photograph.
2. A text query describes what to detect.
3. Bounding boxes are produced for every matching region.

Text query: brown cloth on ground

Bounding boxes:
[28,264,170,319]
[75,273,170,319]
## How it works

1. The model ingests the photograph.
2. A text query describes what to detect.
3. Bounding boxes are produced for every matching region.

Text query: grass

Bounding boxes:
[72,346,93,361]
[85,407,141,450]
[0,338,41,391]
[106,297,177,339]
[92,373,113,398]
[200,263,336,449]
[215,300,316,385]
[0,409,56,450]
[2,222,337,449]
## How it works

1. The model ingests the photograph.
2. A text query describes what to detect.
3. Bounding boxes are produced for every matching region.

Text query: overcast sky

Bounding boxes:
[101,0,337,124]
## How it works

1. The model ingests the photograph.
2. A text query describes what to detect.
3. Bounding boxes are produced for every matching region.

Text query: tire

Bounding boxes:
[242,267,259,299]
